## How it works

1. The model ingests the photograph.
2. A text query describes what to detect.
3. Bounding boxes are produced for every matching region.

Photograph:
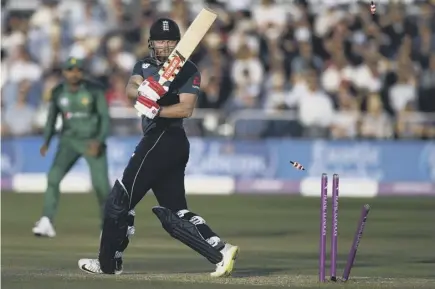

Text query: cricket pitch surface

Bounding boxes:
[2,194,434,289]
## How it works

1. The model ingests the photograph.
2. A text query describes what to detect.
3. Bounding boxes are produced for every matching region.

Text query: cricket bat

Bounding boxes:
[157,8,217,85]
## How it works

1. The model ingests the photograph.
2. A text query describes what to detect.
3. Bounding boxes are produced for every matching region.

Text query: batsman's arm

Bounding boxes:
[159,71,201,119]
[126,62,144,99]
[43,87,60,146]
[159,93,197,118]
[95,87,110,143]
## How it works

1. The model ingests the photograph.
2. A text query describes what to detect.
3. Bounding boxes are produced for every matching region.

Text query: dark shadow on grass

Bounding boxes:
[231,267,287,278]
[413,258,435,264]
[118,262,212,275]
[120,267,286,277]
[120,269,210,275]
[225,230,303,238]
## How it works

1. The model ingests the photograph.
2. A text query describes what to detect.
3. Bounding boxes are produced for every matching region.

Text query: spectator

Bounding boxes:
[28,0,60,34]
[105,74,130,107]
[231,43,263,89]
[4,81,37,136]
[396,101,425,139]
[34,73,62,133]
[228,82,266,139]
[3,47,42,107]
[2,16,27,58]
[65,0,107,38]
[413,24,434,61]
[314,8,340,38]
[197,77,223,109]
[227,26,260,61]
[321,54,353,95]
[351,54,382,93]
[418,53,435,113]
[287,70,335,138]
[331,87,360,139]
[106,35,136,74]
[227,78,260,114]
[264,69,287,113]
[291,41,323,76]
[27,17,63,70]
[69,25,98,60]
[360,93,393,139]
[8,46,42,83]
[389,69,417,114]
[252,0,287,34]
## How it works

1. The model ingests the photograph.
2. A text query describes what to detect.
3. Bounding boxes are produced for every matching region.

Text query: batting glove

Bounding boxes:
[134,95,161,119]
[135,77,168,119]
[137,77,167,101]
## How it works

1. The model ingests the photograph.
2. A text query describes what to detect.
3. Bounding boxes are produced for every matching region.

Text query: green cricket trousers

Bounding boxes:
[43,137,110,221]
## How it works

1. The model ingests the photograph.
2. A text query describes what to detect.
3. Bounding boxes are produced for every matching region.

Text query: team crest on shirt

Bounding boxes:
[81,97,89,106]
[142,63,150,69]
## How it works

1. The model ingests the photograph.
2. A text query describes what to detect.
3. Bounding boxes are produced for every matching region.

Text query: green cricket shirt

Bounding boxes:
[43,80,110,146]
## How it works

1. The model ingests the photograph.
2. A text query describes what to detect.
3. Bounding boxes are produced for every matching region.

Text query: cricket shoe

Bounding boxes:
[78,258,123,275]
[210,243,239,277]
[32,216,56,237]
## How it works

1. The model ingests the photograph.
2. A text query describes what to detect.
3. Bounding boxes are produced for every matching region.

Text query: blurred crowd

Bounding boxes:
[1,0,435,139]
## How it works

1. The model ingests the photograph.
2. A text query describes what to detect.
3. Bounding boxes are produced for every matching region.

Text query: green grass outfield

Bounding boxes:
[2,193,435,289]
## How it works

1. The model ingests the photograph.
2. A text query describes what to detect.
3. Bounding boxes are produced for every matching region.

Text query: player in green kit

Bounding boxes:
[32,57,111,237]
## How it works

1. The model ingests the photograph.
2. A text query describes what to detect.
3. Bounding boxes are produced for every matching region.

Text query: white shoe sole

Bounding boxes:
[32,229,55,238]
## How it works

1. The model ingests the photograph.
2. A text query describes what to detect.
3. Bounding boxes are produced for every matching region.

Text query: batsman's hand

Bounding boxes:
[135,95,161,119]
[137,77,167,101]
[40,144,48,157]
[135,77,167,119]
[87,140,101,157]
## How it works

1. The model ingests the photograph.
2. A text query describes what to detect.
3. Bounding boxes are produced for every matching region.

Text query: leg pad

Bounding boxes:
[152,206,223,264]
[99,180,131,273]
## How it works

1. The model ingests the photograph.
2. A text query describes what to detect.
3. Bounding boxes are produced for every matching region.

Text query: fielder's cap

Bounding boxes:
[63,57,84,70]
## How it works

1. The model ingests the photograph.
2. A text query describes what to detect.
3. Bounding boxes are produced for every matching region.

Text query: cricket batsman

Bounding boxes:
[78,18,239,277]
[32,58,111,237]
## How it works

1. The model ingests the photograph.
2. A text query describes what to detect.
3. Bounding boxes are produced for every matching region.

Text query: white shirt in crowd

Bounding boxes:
[252,3,287,29]
[351,64,382,92]
[9,61,42,83]
[285,85,335,127]
[231,58,264,87]
[388,83,416,113]
[321,64,354,93]
[314,9,344,37]
[4,105,36,136]
[264,89,287,111]
[227,32,260,56]
[223,0,253,12]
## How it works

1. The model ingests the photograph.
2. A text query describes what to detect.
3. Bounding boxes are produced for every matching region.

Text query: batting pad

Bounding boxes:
[152,206,223,264]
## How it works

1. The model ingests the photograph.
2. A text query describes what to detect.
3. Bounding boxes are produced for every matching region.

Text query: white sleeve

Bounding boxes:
[250,59,264,85]
[231,61,244,86]
[284,90,300,108]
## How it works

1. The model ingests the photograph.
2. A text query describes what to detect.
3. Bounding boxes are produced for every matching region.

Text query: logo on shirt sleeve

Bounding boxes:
[192,76,201,89]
